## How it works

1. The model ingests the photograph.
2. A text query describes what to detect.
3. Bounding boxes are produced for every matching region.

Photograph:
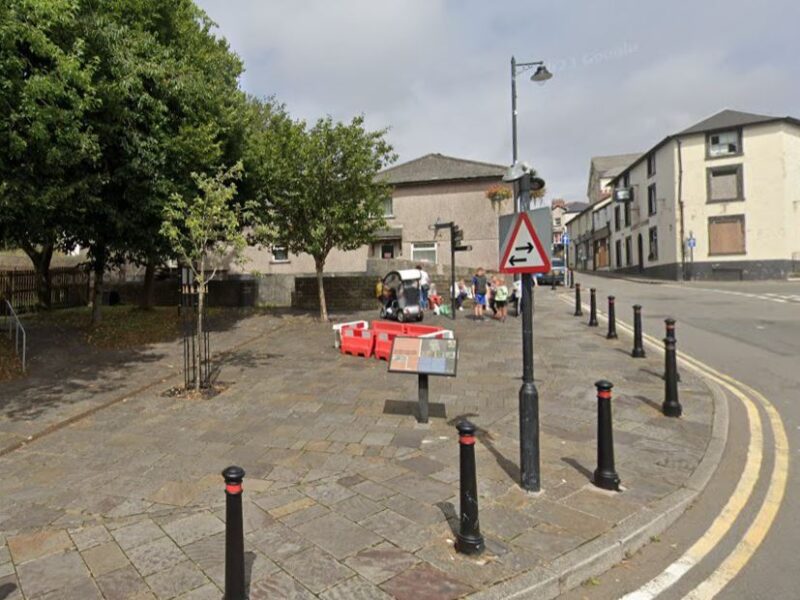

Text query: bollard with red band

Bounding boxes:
[222,466,245,600]
[455,420,484,555]
[574,283,583,317]
[588,288,599,327]
[631,305,646,358]
[606,296,618,339]
[662,326,682,417]
[663,318,681,382]
[593,381,621,491]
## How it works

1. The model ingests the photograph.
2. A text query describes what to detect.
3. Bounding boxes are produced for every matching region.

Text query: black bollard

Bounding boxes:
[606,296,618,339]
[631,305,646,358]
[551,277,556,291]
[664,318,681,382]
[455,420,484,555]
[223,466,246,600]
[593,380,621,491]
[588,288,598,327]
[663,334,683,417]
[574,283,583,316]
[569,269,575,289]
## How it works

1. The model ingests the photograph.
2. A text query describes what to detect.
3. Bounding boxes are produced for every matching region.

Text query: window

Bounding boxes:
[615,240,622,267]
[708,215,746,255]
[380,243,394,259]
[707,165,743,202]
[622,172,630,188]
[383,196,394,217]
[554,217,562,227]
[614,206,621,231]
[411,242,436,263]
[624,195,631,227]
[707,129,742,158]
[625,236,632,266]
[647,183,657,215]
[647,153,656,177]
[648,227,658,261]
[272,246,289,262]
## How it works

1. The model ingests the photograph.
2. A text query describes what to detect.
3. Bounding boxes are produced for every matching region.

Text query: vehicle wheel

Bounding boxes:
[417,312,424,322]
[379,307,386,319]
[397,311,405,323]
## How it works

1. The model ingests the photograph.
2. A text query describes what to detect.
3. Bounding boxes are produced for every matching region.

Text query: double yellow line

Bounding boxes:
[557,294,789,598]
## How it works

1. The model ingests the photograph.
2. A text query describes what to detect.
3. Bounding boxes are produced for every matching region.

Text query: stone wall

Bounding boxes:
[292,275,377,312]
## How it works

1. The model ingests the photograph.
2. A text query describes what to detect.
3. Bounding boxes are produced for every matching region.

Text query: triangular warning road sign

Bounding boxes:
[499,213,551,274]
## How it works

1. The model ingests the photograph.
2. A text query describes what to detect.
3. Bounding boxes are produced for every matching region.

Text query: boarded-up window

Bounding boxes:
[707,165,743,202]
[708,215,745,255]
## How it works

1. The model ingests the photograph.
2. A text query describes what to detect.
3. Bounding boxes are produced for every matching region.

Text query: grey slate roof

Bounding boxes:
[607,109,800,185]
[565,201,589,213]
[591,153,643,179]
[379,153,506,185]
[677,109,782,135]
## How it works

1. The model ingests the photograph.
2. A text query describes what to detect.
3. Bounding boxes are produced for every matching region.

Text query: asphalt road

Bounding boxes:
[557,274,800,600]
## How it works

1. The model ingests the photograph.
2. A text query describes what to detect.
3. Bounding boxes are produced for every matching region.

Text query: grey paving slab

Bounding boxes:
[0,294,718,599]
[145,560,209,600]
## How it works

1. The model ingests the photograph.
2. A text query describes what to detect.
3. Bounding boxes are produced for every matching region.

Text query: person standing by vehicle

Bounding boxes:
[417,264,431,310]
[471,267,488,320]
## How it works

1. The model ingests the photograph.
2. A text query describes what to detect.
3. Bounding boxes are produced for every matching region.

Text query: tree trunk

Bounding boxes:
[21,242,54,309]
[315,258,328,321]
[140,259,156,309]
[91,247,106,325]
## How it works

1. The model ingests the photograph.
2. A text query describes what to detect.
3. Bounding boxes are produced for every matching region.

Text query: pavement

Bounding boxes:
[0,289,721,599]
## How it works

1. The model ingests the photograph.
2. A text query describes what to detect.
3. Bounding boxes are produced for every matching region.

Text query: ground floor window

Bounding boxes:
[380,243,395,259]
[272,246,289,262]
[615,240,622,267]
[708,215,746,255]
[411,242,437,263]
[648,227,658,261]
[625,236,632,266]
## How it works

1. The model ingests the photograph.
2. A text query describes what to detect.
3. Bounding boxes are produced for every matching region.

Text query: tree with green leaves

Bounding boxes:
[0,0,99,307]
[248,112,396,320]
[161,163,248,391]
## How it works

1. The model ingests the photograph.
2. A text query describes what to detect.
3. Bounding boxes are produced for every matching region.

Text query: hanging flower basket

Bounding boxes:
[486,184,512,203]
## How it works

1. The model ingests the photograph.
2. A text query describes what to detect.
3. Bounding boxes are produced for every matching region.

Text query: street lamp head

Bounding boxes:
[503,161,532,183]
[530,65,553,83]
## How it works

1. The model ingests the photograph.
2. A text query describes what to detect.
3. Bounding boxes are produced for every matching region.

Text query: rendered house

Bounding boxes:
[569,109,800,280]
[242,153,515,275]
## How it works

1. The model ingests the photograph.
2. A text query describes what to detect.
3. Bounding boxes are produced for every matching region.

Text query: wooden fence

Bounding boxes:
[0,267,89,311]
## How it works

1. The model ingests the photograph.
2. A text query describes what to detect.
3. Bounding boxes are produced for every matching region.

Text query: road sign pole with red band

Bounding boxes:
[222,466,245,600]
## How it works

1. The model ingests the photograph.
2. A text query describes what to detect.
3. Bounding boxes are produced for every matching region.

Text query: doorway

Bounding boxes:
[637,234,644,272]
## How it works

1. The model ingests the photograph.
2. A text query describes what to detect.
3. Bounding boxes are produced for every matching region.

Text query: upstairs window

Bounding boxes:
[272,247,289,262]
[648,226,658,261]
[647,183,657,215]
[383,197,394,217]
[707,165,743,202]
[614,206,621,231]
[707,130,742,158]
[647,153,656,177]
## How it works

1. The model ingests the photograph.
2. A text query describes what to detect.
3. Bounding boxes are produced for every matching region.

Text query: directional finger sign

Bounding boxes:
[499,212,551,274]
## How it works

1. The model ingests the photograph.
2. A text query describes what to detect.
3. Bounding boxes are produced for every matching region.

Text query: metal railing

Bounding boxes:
[2,299,26,372]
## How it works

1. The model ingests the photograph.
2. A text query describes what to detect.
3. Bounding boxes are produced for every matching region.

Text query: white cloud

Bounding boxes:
[196,0,800,201]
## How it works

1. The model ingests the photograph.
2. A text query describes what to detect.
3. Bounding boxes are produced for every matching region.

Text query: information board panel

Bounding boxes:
[388,336,458,377]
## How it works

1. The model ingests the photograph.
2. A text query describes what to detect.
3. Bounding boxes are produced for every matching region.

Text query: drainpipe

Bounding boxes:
[677,139,687,281]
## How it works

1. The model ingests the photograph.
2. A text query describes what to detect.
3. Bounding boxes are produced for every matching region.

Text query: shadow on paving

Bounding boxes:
[0,306,301,423]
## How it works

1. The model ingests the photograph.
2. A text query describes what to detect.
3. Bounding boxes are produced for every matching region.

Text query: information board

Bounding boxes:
[388,336,458,377]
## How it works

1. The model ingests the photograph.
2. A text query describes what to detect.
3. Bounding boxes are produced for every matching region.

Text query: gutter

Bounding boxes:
[677,139,686,281]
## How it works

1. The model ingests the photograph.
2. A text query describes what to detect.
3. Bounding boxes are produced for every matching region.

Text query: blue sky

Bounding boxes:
[196,0,800,201]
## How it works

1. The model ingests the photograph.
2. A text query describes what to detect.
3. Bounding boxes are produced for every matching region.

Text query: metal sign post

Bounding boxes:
[499,173,551,492]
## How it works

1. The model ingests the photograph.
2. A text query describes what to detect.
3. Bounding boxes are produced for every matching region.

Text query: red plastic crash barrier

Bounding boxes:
[340,328,375,358]
[419,329,454,339]
[373,331,396,361]
[402,324,443,337]
[372,321,405,335]
[332,320,369,348]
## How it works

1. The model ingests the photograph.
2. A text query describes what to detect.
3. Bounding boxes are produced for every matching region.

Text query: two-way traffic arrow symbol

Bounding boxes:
[515,242,534,253]
[509,256,528,266]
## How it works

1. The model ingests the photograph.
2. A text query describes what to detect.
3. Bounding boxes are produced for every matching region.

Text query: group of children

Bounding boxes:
[450,267,515,322]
